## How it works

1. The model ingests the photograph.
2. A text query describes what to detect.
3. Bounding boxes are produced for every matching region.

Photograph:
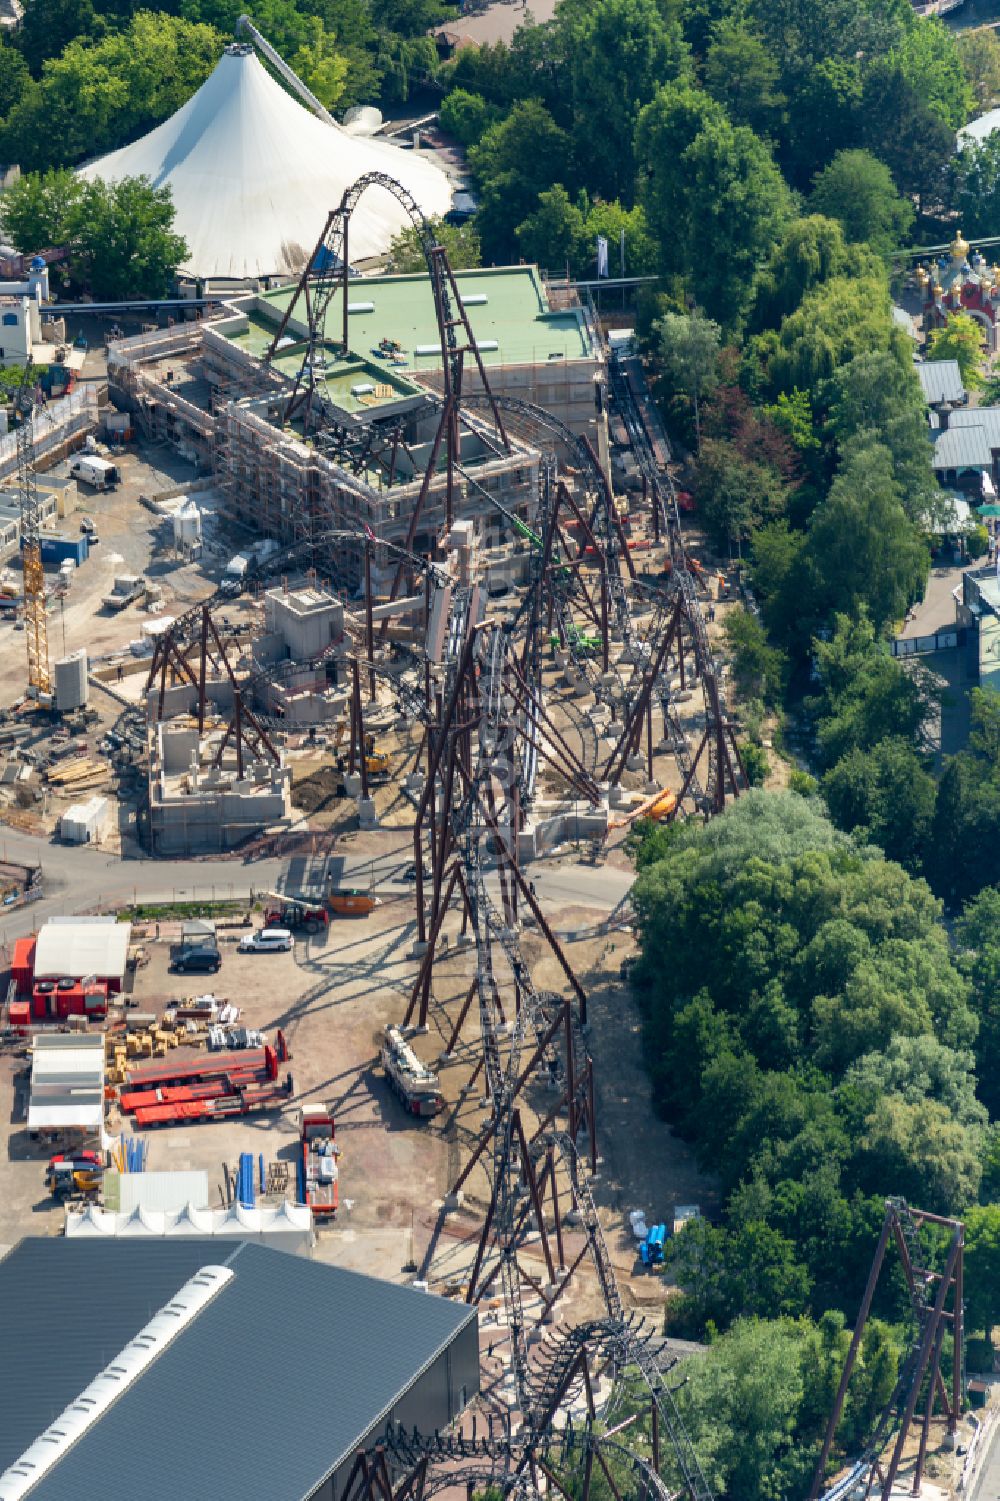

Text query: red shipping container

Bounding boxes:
[8,1000,30,1030]
[11,936,35,997]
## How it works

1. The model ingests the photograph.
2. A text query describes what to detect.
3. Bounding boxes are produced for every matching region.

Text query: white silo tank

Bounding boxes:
[54,649,89,712]
[173,499,202,552]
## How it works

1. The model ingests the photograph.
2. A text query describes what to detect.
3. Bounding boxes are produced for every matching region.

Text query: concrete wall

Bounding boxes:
[149,780,291,854]
[265,588,344,658]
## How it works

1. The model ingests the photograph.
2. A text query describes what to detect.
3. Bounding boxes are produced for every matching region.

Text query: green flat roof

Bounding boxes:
[257,265,591,370]
[228,313,424,413]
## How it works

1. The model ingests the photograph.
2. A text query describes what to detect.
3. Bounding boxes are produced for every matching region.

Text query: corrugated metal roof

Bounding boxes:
[0,1239,476,1501]
[946,405,1000,442]
[917,359,965,405]
[106,1170,210,1213]
[932,424,993,470]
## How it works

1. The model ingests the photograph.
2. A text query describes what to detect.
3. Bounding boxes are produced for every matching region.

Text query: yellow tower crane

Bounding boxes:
[16,359,50,699]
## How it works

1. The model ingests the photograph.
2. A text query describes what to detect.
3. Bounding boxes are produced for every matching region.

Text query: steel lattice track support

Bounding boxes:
[16,366,50,698]
[808,1200,965,1501]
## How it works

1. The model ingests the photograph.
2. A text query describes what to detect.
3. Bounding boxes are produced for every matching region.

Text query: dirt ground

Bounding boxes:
[0,883,716,1318]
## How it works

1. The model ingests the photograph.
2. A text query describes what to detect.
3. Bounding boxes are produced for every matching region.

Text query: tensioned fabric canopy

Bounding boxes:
[78,46,452,280]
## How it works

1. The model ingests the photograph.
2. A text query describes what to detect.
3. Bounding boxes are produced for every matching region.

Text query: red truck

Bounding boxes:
[299,1105,339,1218]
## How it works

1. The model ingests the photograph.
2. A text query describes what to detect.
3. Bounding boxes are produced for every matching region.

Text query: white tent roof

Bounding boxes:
[77,46,452,279]
[63,1200,314,1249]
[34,916,131,980]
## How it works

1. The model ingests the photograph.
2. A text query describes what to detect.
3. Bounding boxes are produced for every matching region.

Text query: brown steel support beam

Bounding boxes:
[514,1109,556,1285]
[914,1319,946,1496]
[809,1211,894,1501]
[879,1229,964,1501]
[444,977,478,1057]
[365,544,375,701]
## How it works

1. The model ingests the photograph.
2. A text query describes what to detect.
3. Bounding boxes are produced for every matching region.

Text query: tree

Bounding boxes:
[825,350,939,522]
[287,17,349,110]
[749,216,882,334]
[810,149,914,258]
[67,176,188,297]
[822,738,936,871]
[655,308,720,447]
[568,0,689,204]
[781,57,865,189]
[675,116,794,328]
[667,1217,812,1332]
[439,88,498,147]
[673,1319,809,1501]
[850,1094,982,1211]
[704,19,785,140]
[0,40,30,117]
[693,437,787,549]
[16,0,105,77]
[844,1035,985,1129]
[860,62,956,211]
[966,1206,1000,1344]
[634,83,725,280]
[957,27,1000,112]
[0,170,185,292]
[0,12,223,170]
[894,14,974,131]
[956,884,1000,1118]
[469,100,573,262]
[0,167,82,252]
[796,441,928,636]
[764,273,911,403]
[722,606,785,706]
[515,185,585,273]
[930,751,1000,907]
[386,217,480,273]
[927,311,988,391]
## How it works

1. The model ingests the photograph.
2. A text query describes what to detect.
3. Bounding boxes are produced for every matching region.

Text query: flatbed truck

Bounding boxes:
[299,1104,339,1217]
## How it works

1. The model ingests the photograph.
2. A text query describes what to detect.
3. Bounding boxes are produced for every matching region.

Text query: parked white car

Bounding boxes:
[238,927,293,954]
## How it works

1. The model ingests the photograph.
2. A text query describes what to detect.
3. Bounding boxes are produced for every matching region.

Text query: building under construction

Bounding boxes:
[107,264,602,588]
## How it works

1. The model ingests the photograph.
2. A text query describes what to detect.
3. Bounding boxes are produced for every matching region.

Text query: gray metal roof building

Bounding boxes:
[917,358,966,407]
[0,1238,479,1501]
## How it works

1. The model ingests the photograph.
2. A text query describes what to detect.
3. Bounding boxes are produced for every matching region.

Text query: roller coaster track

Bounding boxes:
[422,606,714,1501]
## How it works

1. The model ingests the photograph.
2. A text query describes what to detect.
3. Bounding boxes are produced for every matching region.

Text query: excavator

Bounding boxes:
[331,722,390,778]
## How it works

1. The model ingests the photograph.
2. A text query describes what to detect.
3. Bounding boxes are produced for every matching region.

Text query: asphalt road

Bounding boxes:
[0,828,635,943]
[971,1416,1000,1501]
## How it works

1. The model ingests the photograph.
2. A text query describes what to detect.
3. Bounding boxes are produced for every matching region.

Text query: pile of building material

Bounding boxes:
[46,755,111,792]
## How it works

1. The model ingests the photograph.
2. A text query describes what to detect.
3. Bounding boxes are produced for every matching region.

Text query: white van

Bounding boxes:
[70,455,120,491]
[239,927,293,954]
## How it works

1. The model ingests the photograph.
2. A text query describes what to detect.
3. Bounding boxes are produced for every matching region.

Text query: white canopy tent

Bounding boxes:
[65,1200,315,1252]
[77,44,452,280]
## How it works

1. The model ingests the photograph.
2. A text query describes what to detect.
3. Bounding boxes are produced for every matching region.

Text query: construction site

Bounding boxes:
[0,162,979,1501]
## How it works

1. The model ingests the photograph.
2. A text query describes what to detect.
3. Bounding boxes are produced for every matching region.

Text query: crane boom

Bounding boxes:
[17,359,50,698]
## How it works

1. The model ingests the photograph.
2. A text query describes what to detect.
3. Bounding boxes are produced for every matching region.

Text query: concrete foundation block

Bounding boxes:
[357,796,378,829]
[517,822,538,862]
[409,940,429,959]
[609,784,627,808]
[405,772,425,793]
[626,754,645,772]
[344,772,362,797]
[444,1191,464,1212]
